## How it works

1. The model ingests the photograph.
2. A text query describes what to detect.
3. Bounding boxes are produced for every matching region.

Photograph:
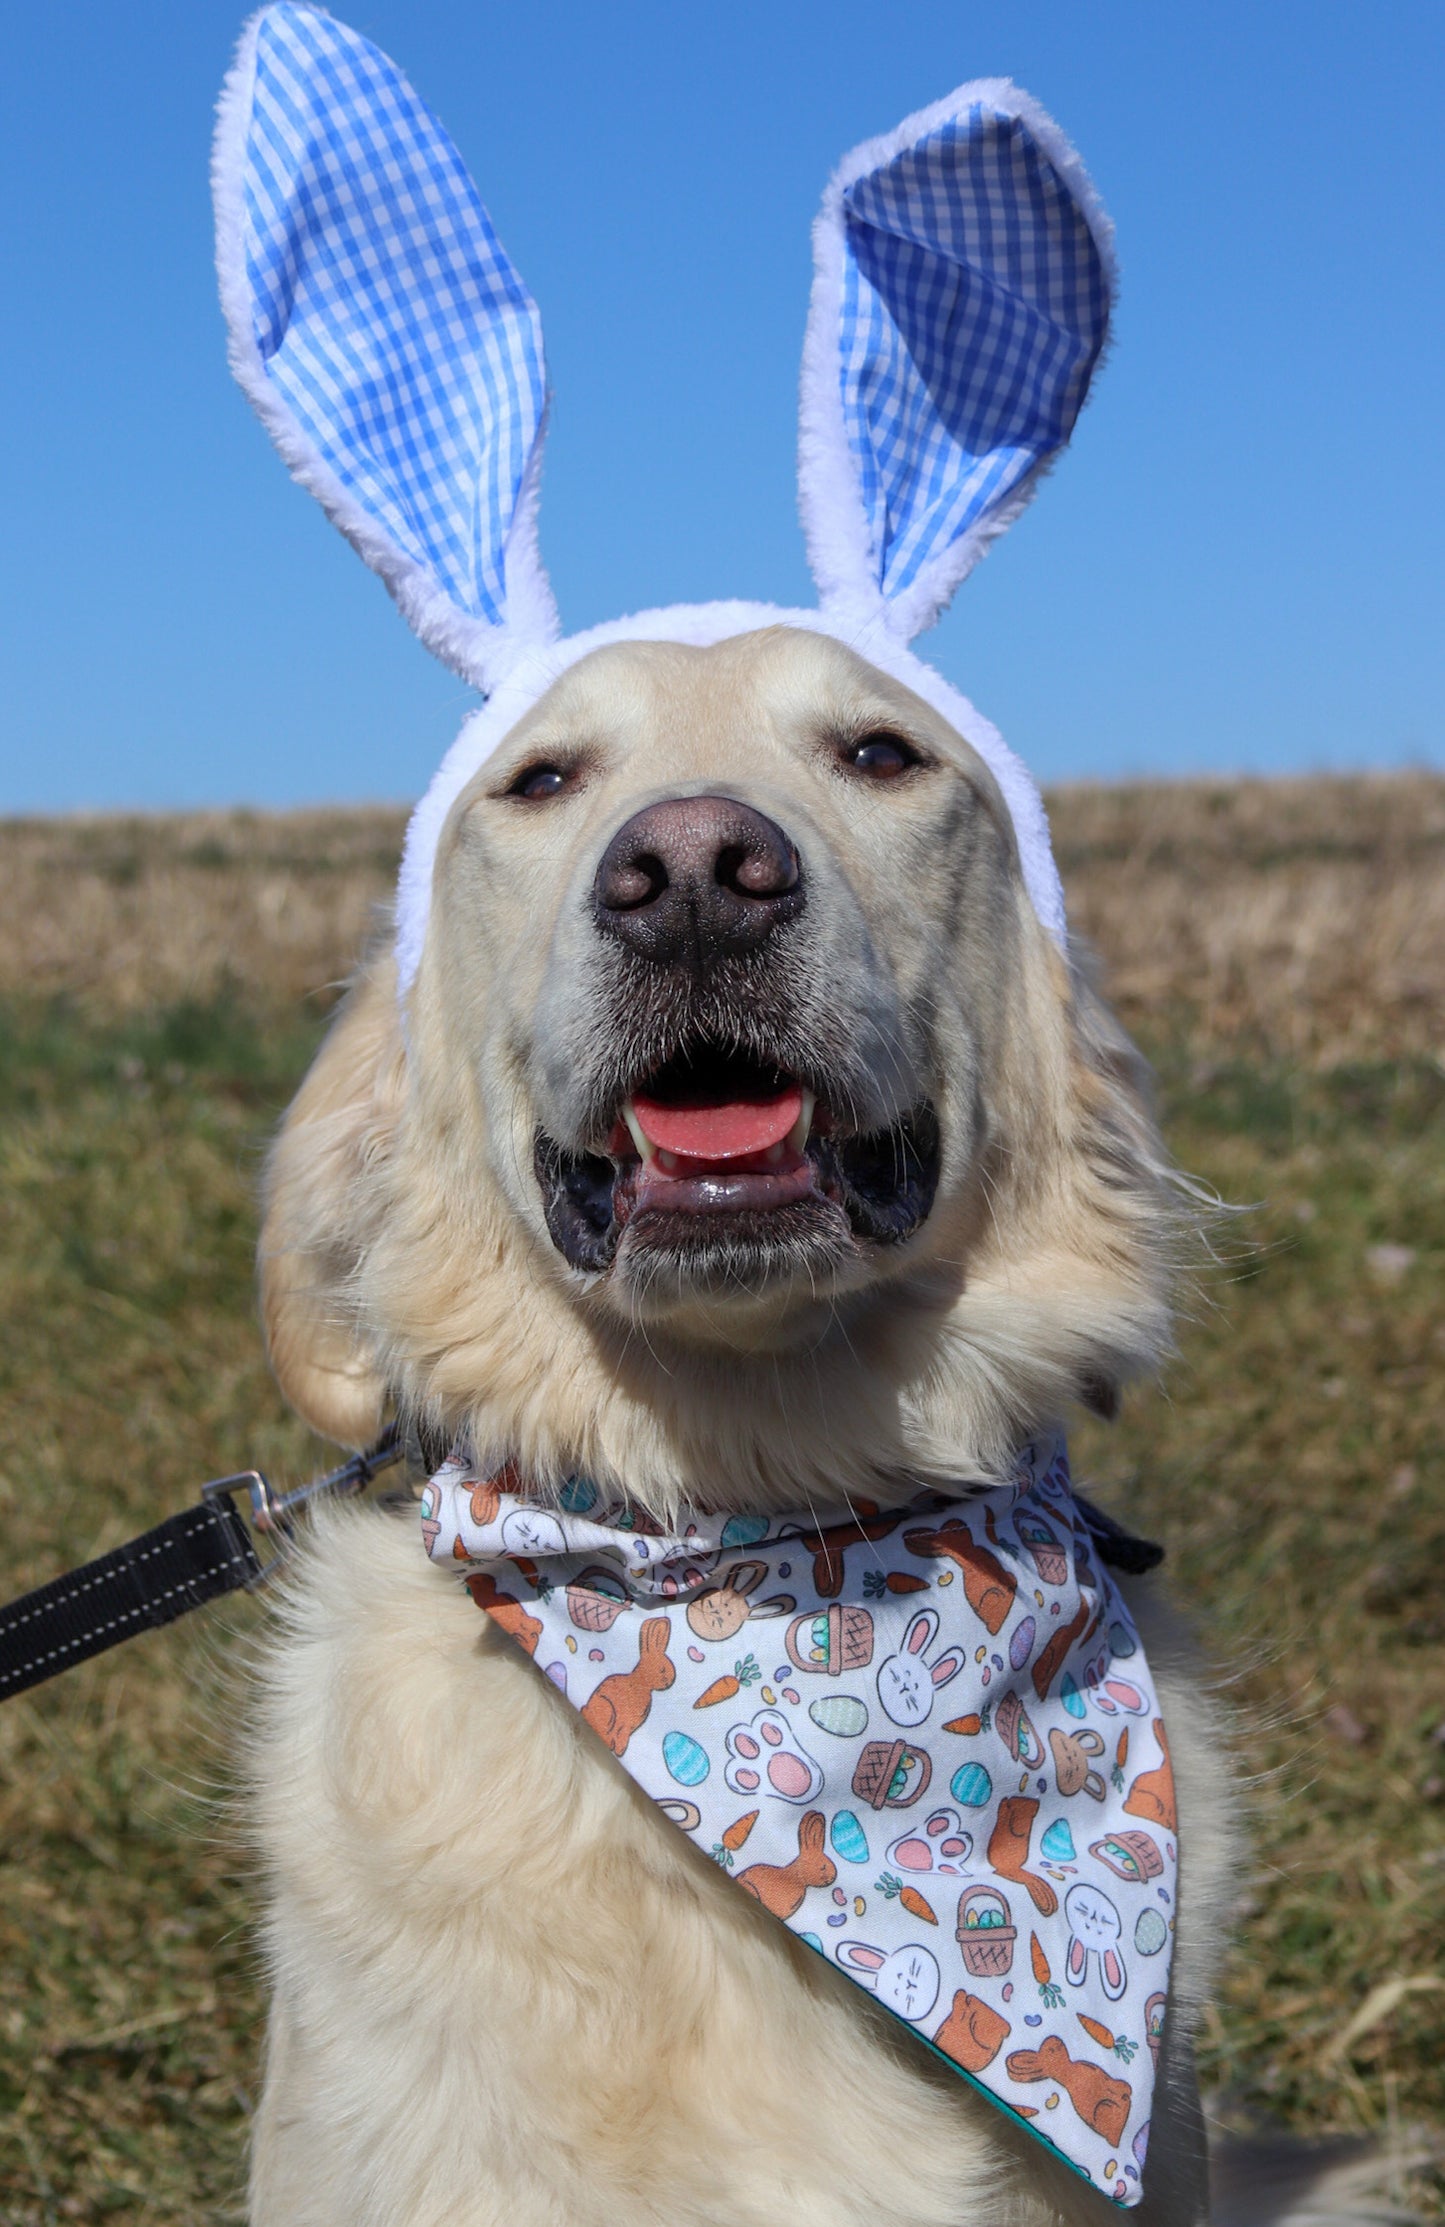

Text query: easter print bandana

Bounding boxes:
[422,1438,1178,2206]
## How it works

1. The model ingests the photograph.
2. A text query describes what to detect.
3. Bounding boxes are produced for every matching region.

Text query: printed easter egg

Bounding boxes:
[799,1932,823,1953]
[721,1515,768,1549]
[558,1476,598,1513]
[1061,1673,1085,1720]
[830,1810,870,1865]
[1009,1616,1036,1672]
[1108,1618,1137,1660]
[1134,1908,1168,1957]
[810,1695,869,1740]
[950,1762,993,1808]
[662,1732,710,1787]
[1041,1818,1076,1863]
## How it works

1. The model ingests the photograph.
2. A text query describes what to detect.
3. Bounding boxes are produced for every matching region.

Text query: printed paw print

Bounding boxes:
[724,1708,824,1803]
[884,1806,973,1878]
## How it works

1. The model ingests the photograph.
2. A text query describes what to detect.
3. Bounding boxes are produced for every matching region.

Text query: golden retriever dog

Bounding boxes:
[248,625,1237,2226]
[207,18,1240,2217]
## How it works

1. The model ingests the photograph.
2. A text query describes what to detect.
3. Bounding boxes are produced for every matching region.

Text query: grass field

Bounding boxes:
[1,780,1442,2221]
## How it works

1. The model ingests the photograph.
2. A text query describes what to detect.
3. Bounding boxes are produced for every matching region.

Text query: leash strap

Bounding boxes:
[0,1496,262,1700]
[0,1430,402,1703]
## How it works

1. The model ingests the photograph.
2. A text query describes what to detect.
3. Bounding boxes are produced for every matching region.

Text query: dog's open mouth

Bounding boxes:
[535,1040,940,1285]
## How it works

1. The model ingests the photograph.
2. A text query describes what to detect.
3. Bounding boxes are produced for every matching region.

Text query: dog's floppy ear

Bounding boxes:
[258,955,405,1447]
[213,3,558,691]
[799,83,1114,645]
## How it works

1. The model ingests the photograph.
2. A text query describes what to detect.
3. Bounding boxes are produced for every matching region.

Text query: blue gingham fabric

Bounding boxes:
[841,106,1109,603]
[242,4,544,629]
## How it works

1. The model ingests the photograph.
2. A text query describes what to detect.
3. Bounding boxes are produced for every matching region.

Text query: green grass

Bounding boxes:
[0,788,1442,2218]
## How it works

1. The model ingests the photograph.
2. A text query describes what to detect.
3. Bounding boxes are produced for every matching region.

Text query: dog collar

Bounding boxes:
[422,1438,1178,2206]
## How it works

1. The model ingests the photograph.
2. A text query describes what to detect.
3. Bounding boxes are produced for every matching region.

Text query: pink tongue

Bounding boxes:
[631,1087,802,1163]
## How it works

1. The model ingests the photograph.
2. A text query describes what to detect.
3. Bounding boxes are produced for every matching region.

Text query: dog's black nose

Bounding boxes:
[592,794,804,966]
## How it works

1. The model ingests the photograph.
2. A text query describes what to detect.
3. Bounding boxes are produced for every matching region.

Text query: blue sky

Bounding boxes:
[3,0,1441,811]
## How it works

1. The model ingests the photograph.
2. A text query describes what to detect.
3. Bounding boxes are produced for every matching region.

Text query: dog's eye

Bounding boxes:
[509,763,571,801]
[843,733,920,780]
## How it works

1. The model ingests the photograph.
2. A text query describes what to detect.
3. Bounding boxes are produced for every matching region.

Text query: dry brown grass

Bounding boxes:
[0,775,1441,2221]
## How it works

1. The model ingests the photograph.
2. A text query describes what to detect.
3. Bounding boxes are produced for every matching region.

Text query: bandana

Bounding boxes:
[422,1439,1178,2206]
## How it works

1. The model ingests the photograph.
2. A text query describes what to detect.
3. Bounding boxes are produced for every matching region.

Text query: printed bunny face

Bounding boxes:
[876,1611,966,1728]
[835,1941,941,2023]
[500,1509,569,1556]
[686,1562,791,1642]
[1064,1881,1126,2002]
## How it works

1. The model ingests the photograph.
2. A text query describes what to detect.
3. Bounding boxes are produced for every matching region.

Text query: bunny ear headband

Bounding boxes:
[213,4,1115,995]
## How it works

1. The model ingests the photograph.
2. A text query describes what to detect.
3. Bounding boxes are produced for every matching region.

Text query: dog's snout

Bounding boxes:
[592,794,804,965]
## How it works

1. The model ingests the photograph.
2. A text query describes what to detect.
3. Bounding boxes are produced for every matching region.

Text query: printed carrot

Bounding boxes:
[694,1653,761,1707]
[1113,1727,1129,1790]
[1078,2013,1138,2063]
[1031,1930,1064,2008]
[875,1873,938,1925]
[865,1569,930,1598]
[942,1713,982,1737]
[721,1810,759,1851]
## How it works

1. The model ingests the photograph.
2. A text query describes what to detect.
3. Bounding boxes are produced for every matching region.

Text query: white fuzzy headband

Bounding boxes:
[214,5,1116,994]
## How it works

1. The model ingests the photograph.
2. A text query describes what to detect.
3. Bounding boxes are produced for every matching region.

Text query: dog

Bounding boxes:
[210,16,1240,2216]
[247,625,1238,2225]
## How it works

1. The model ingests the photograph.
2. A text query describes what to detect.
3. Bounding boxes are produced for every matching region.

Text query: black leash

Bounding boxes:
[0,1426,403,1703]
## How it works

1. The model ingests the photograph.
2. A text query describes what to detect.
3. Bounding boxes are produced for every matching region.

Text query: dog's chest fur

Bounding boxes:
[248,1506,1235,2227]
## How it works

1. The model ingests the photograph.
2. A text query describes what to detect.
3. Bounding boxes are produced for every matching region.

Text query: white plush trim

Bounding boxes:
[797,79,1117,646]
[211,10,559,696]
[393,603,1067,996]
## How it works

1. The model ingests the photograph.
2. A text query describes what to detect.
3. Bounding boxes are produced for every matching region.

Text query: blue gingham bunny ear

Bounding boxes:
[799,83,1115,645]
[212,4,558,690]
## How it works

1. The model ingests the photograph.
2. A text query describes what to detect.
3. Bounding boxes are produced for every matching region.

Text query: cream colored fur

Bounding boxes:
[250,629,1238,2223]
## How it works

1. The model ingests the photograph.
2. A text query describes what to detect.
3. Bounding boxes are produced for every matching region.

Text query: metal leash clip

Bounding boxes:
[201,1422,404,1588]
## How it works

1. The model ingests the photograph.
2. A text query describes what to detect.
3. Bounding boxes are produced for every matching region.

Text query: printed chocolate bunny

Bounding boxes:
[579,1617,675,1756]
[875,1609,966,1728]
[986,1796,1059,1917]
[778,1508,906,1599]
[933,1989,1011,2074]
[902,1520,1017,1634]
[1123,1718,1178,1830]
[686,1560,794,1643]
[466,1572,543,1657]
[737,1810,836,1919]
[1004,2036,1132,2148]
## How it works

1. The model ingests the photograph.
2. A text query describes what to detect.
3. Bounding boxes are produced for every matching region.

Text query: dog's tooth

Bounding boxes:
[657,1147,680,1174]
[788,1087,816,1153]
[764,1141,786,1167]
[621,1103,656,1162]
